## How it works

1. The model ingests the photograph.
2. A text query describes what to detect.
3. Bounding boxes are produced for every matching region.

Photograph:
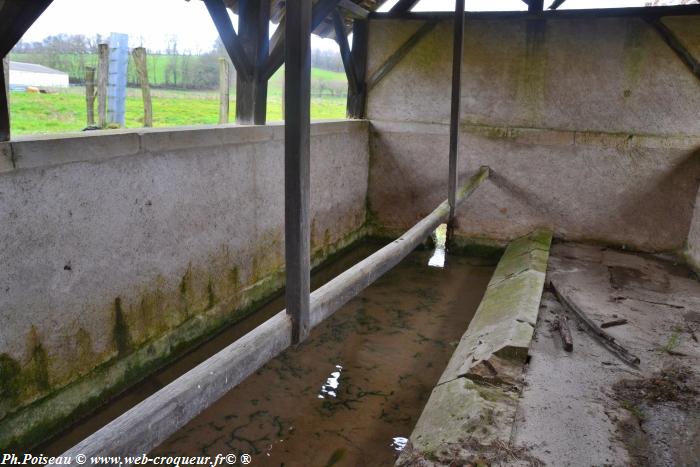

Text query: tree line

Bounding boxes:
[11,34,346,91]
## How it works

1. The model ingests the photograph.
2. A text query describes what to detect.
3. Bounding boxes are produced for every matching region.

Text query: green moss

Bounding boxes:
[26,327,50,393]
[113,298,132,357]
[207,278,216,309]
[623,19,646,88]
[516,19,547,122]
[447,236,506,264]
[0,225,370,452]
[0,354,22,402]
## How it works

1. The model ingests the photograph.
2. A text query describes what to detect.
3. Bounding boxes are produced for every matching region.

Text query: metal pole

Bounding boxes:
[285,0,312,344]
[447,0,465,241]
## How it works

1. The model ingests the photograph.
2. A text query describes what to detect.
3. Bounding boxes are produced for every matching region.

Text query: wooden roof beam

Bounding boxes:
[204,0,253,79]
[262,0,341,81]
[332,8,358,93]
[390,0,421,14]
[338,0,369,18]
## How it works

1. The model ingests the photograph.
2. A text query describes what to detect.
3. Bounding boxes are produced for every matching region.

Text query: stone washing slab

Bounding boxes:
[397,378,519,465]
[397,230,552,466]
[439,230,552,384]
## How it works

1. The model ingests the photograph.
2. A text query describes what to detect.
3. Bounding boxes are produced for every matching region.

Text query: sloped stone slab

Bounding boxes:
[439,230,551,384]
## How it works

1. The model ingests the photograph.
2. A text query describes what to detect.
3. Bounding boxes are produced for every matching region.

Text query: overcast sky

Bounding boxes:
[20,0,668,53]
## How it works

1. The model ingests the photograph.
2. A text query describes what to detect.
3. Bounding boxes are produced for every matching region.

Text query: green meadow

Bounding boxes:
[9,67,348,136]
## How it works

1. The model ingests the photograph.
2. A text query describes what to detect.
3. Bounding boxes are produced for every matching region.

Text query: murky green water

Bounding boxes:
[37,241,493,466]
[151,245,494,466]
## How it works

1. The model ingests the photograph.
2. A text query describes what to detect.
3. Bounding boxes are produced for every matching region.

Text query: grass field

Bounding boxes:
[9,68,348,136]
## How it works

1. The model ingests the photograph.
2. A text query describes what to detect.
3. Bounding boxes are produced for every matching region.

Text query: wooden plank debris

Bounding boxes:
[558,316,573,352]
[601,318,629,329]
[552,281,640,367]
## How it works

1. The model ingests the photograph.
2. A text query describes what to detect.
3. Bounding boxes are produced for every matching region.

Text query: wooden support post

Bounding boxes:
[332,9,358,94]
[529,0,544,13]
[85,66,96,126]
[132,47,152,127]
[285,0,312,345]
[447,0,465,238]
[390,0,420,13]
[548,0,567,10]
[346,19,368,119]
[97,43,109,128]
[58,167,490,462]
[235,0,270,125]
[262,0,341,82]
[218,58,230,124]
[203,0,252,79]
[1,56,9,141]
[366,22,437,91]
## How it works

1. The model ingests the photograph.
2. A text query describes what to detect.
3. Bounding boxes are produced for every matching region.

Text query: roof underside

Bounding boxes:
[223,0,388,38]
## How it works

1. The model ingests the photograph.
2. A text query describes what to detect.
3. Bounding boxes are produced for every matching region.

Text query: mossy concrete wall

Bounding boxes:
[367,15,700,253]
[0,120,369,450]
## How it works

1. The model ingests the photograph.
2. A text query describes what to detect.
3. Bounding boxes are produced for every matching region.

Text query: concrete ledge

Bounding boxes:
[370,120,700,150]
[397,230,552,465]
[5,120,369,171]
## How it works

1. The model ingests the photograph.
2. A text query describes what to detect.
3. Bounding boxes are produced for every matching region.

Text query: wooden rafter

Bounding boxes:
[332,8,358,93]
[0,0,54,141]
[646,17,700,82]
[366,21,437,91]
[390,0,420,13]
[338,0,369,18]
[203,0,253,79]
[262,0,341,81]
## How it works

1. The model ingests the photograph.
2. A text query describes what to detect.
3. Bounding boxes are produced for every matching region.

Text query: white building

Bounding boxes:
[9,61,69,88]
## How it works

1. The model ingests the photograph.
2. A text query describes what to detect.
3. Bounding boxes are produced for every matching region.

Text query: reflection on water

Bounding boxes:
[319,365,343,399]
[391,437,409,452]
[153,247,493,466]
[428,224,447,268]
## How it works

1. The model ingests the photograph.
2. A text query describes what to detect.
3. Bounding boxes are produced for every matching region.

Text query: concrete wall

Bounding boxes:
[687,187,700,273]
[367,15,700,252]
[0,120,369,449]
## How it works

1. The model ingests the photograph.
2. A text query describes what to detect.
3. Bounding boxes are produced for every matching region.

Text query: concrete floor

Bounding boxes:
[511,243,700,467]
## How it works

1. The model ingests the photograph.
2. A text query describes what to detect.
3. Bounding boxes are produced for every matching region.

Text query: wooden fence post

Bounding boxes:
[219,58,230,124]
[132,47,153,127]
[1,55,9,141]
[97,44,109,128]
[85,66,96,126]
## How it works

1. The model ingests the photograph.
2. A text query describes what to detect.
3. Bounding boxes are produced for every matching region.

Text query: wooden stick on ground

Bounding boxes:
[601,318,628,329]
[558,316,573,352]
[551,281,640,367]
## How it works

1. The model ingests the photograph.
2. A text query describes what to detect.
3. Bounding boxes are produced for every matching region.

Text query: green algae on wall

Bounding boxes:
[623,19,647,94]
[0,224,368,452]
[516,20,548,124]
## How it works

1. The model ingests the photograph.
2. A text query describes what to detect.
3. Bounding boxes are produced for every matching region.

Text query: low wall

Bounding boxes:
[0,120,369,450]
[367,15,700,252]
